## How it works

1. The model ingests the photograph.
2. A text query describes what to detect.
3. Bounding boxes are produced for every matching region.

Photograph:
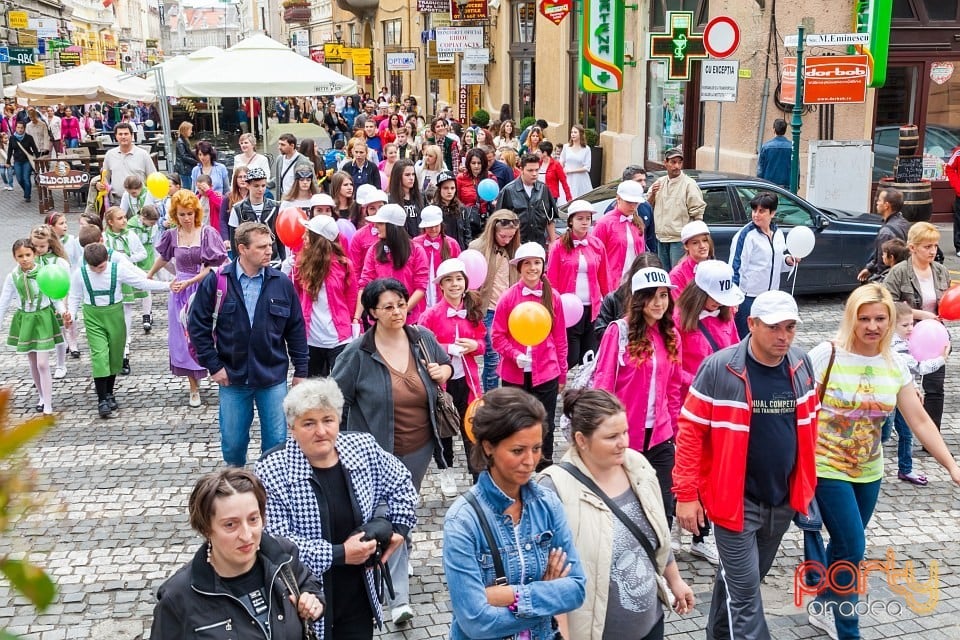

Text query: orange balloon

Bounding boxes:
[508,301,552,347]
[463,398,483,442]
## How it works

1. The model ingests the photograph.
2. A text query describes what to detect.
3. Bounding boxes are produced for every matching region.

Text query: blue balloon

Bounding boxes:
[477,178,500,202]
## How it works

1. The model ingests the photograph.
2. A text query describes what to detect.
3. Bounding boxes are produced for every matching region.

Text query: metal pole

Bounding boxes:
[155,67,174,173]
[714,102,722,171]
[789,25,805,194]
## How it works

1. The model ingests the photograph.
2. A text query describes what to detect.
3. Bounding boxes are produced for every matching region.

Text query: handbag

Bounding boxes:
[794,342,835,531]
[278,563,320,640]
[558,462,672,606]
[350,517,396,604]
[417,330,461,439]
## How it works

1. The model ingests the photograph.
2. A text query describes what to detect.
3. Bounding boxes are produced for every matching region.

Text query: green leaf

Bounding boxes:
[0,559,56,610]
[0,414,55,459]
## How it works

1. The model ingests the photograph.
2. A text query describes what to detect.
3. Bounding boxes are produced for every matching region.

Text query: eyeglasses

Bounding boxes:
[495,219,519,228]
[375,302,408,314]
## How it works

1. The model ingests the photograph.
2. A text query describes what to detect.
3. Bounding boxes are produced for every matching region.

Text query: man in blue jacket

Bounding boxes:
[757,119,792,190]
[188,221,308,466]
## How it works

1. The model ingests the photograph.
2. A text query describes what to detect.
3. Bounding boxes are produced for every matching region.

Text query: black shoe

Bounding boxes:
[142,314,152,333]
[98,400,112,418]
[35,403,43,413]
[106,394,118,411]
[24,198,31,203]
[69,349,80,359]
[121,358,131,375]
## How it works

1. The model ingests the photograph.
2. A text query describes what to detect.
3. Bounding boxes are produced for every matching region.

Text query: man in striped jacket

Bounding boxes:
[673,290,818,640]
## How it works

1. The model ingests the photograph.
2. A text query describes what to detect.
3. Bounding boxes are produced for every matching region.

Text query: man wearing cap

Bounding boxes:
[647,147,706,272]
[494,153,559,248]
[593,179,646,286]
[270,133,312,197]
[349,188,389,271]
[188,221,308,467]
[228,166,284,264]
[673,289,818,640]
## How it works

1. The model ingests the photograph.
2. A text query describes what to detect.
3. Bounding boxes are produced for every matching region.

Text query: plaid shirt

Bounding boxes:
[256,431,418,636]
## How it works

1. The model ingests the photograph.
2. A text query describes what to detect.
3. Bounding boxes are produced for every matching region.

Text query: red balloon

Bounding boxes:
[276,208,307,251]
[939,286,960,321]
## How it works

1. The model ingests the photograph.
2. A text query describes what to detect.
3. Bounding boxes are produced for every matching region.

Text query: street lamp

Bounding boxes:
[334,24,342,44]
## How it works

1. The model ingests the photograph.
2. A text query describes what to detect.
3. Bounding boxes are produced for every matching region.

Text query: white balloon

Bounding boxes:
[785,226,816,259]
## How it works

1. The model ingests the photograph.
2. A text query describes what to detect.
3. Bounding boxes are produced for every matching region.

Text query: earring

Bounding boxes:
[206,540,212,564]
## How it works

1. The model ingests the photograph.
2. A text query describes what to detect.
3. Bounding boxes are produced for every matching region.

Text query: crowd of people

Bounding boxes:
[2,96,959,640]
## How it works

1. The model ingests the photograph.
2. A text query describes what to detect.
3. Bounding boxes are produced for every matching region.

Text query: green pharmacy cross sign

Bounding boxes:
[649,11,707,81]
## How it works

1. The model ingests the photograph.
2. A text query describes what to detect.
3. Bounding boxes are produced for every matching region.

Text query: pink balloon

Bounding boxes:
[459,249,488,289]
[560,293,584,328]
[336,218,357,242]
[909,319,950,361]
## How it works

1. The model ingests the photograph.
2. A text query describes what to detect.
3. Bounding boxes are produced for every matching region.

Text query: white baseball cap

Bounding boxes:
[357,188,388,207]
[680,220,711,244]
[355,183,376,204]
[566,199,594,217]
[750,290,802,324]
[434,258,467,283]
[693,260,744,307]
[419,205,444,229]
[309,193,336,210]
[366,203,406,227]
[631,267,675,293]
[616,180,645,203]
[510,242,546,265]
[300,215,339,242]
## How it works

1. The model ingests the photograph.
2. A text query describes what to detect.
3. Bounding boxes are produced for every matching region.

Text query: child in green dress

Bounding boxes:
[127,204,161,333]
[30,225,71,380]
[102,206,146,375]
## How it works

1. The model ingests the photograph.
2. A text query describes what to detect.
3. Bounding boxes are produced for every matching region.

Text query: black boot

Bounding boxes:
[98,400,112,418]
[142,314,152,333]
[105,394,118,411]
[121,358,131,375]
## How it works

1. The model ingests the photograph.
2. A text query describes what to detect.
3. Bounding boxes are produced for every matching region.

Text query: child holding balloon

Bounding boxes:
[546,199,610,368]
[413,205,460,307]
[491,242,567,469]
[0,239,67,414]
[103,206,147,376]
[46,212,82,359]
[30,225,71,380]
[419,258,487,491]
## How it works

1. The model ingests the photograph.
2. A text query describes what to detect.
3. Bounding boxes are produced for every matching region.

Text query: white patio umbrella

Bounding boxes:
[13,61,156,105]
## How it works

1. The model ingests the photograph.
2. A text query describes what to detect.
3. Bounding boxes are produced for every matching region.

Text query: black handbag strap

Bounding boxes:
[278,563,319,640]
[558,462,659,571]
[697,320,721,352]
[463,491,508,585]
[818,342,837,404]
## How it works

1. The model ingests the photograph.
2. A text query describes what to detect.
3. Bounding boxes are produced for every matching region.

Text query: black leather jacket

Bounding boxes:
[229,197,285,263]
[175,135,198,174]
[150,533,323,640]
[494,178,558,248]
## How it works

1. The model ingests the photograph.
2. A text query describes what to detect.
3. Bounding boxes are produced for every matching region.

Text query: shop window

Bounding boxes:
[388,71,403,100]
[510,0,536,119]
[924,0,958,21]
[568,16,606,140]
[893,0,915,19]
[922,64,960,180]
[646,60,686,162]
[651,0,709,29]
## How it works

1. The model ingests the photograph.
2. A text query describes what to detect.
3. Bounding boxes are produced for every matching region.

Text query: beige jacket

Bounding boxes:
[651,172,705,243]
[540,447,671,640]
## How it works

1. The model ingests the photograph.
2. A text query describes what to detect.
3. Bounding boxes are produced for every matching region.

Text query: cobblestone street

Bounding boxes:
[0,196,959,639]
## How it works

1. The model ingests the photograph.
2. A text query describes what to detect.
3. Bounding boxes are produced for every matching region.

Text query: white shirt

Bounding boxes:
[68,259,169,316]
[308,284,343,348]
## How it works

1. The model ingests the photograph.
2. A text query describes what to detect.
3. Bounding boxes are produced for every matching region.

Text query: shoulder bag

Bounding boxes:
[793,342,834,532]
[417,329,461,439]
[278,563,320,640]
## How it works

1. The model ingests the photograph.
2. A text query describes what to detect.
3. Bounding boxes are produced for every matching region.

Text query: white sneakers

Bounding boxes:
[439,468,458,498]
[808,606,839,640]
[688,538,720,565]
[189,391,201,408]
[53,366,67,379]
[391,604,414,625]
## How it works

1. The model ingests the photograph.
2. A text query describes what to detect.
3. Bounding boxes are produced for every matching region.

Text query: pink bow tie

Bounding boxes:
[447,308,467,319]
[424,240,441,249]
[522,287,543,297]
[573,239,588,248]
[620,215,632,223]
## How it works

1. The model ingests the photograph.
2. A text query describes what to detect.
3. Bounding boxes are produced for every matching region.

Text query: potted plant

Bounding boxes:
[283,0,311,23]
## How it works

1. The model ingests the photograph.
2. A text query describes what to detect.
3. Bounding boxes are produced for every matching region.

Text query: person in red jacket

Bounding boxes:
[455,148,491,209]
[537,140,572,204]
[945,145,960,255]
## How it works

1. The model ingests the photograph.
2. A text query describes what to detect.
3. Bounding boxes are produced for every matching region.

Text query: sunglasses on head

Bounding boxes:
[495,218,519,228]
[296,172,313,179]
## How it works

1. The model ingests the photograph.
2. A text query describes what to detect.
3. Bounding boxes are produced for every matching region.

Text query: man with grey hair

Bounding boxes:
[188,221,308,467]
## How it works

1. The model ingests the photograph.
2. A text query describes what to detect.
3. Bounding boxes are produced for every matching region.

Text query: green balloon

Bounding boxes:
[36,264,71,300]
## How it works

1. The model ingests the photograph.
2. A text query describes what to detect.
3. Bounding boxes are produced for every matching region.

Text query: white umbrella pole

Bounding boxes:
[155,67,175,173]
[261,97,267,153]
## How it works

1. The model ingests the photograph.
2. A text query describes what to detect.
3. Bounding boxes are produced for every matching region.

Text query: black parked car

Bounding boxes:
[557,171,882,295]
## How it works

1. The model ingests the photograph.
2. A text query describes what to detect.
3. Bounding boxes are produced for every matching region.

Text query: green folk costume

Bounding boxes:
[80,263,126,377]
[126,217,157,300]
[7,268,63,354]
[103,229,140,304]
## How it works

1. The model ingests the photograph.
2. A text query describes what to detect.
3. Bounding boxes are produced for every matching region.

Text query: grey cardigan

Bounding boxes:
[883,259,950,312]
[332,324,452,456]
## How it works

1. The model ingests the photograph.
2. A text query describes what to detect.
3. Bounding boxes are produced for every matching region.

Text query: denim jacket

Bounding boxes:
[442,471,586,640]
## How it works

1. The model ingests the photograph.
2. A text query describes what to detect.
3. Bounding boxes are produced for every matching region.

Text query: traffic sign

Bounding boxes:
[0,48,9,64]
[8,48,38,66]
[784,33,869,47]
[323,43,347,63]
[700,59,739,101]
[703,16,740,59]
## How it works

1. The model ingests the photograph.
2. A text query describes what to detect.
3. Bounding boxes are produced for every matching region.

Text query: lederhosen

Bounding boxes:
[103,230,138,303]
[81,262,126,377]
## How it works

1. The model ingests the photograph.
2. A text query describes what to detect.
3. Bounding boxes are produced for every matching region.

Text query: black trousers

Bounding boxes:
[503,374,559,464]
[953,196,960,251]
[639,438,676,524]
[922,363,945,431]
[308,344,346,378]
[566,304,597,369]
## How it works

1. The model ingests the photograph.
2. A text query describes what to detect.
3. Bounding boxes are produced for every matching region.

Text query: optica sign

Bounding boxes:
[802,55,869,104]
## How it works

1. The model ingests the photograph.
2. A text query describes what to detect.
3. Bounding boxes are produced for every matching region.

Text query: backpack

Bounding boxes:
[180,266,229,361]
[559,319,628,437]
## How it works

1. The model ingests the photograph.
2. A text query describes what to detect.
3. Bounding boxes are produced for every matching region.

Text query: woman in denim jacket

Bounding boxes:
[443,388,586,640]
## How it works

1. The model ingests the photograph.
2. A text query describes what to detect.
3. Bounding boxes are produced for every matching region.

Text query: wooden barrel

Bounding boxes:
[879,178,933,223]
[899,125,920,157]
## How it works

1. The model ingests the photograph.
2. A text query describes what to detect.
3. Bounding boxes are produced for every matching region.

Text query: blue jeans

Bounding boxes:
[0,164,12,187]
[179,173,193,191]
[65,138,79,149]
[217,381,288,466]
[882,410,913,474]
[734,295,756,339]
[813,477,883,640]
[14,160,32,199]
[482,309,500,392]
[656,240,685,272]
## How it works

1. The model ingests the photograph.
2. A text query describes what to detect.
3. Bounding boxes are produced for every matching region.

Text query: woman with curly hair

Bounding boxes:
[292,216,358,377]
[147,189,227,407]
[593,266,683,525]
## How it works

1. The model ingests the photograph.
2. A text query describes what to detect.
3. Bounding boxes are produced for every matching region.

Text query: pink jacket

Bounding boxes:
[546,235,611,321]
[594,320,683,450]
[592,208,645,287]
[419,298,487,402]
[673,311,739,389]
[359,241,430,323]
[492,281,568,386]
[669,256,696,299]
[61,116,82,140]
[349,224,379,274]
[293,257,358,343]
[413,233,461,304]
